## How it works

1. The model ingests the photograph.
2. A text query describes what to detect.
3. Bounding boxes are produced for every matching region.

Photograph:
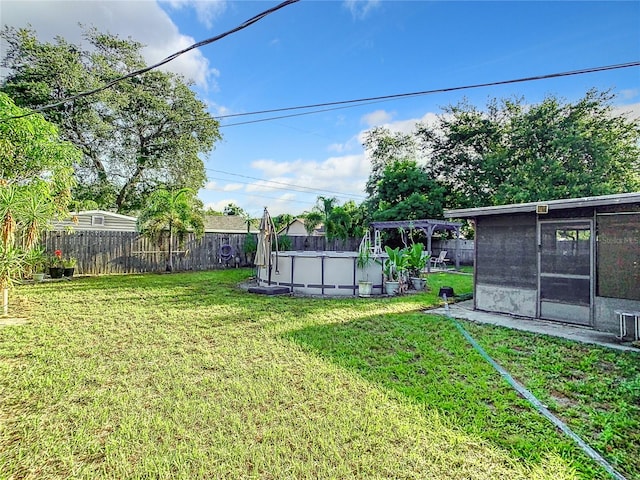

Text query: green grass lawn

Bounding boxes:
[0,269,638,479]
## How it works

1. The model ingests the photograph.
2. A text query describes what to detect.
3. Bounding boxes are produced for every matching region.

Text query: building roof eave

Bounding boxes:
[444,192,640,219]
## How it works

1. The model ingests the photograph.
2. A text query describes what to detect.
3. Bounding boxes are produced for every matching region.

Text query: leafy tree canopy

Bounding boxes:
[414,89,640,208]
[137,187,204,272]
[304,196,353,242]
[370,160,447,222]
[0,92,78,210]
[363,126,416,198]
[1,27,221,214]
[223,203,247,217]
[0,92,82,312]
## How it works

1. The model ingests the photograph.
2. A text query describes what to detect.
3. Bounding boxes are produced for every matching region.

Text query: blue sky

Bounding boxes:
[3,1,639,217]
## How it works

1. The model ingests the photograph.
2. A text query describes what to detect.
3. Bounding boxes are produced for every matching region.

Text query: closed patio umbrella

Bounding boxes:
[255,207,278,284]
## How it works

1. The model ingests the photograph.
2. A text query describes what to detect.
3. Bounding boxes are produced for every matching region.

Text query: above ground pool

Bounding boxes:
[256,250,385,296]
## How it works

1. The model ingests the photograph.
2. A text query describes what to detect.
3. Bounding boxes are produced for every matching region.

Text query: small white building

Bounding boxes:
[278,218,324,237]
[52,210,138,232]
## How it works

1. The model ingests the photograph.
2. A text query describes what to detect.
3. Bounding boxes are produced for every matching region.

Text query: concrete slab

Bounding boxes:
[247,285,291,296]
[429,300,639,353]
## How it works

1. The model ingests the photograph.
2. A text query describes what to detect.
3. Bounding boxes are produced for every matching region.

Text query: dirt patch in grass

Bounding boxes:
[0,317,28,327]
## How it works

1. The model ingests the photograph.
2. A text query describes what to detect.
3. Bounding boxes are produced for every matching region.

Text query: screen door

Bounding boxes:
[538,221,592,325]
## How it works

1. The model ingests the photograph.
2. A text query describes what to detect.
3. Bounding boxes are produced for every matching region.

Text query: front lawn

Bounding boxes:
[0,270,637,479]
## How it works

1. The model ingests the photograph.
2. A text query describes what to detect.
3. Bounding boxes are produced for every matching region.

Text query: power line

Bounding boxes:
[0,0,300,122]
[206,168,367,199]
[206,174,363,200]
[218,61,640,127]
[204,184,317,207]
[219,98,389,127]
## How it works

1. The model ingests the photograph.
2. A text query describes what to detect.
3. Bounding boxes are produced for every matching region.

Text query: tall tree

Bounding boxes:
[0,92,80,313]
[362,126,416,198]
[341,200,368,239]
[223,203,247,217]
[1,27,221,213]
[304,196,352,242]
[137,188,204,272]
[368,160,447,222]
[415,90,640,208]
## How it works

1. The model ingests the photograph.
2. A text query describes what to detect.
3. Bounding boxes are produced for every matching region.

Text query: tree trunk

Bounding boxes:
[2,288,8,316]
[167,225,173,272]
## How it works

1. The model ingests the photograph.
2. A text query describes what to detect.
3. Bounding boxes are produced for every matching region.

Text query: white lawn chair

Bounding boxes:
[429,250,450,270]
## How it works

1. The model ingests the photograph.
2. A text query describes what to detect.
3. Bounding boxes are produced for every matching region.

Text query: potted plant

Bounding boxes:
[406,243,430,291]
[63,256,77,277]
[48,249,64,279]
[356,241,375,297]
[383,246,408,295]
[23,246,47,282]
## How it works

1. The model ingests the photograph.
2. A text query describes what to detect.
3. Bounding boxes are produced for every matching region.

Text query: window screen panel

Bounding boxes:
[476,214,537,288]
[597,213,640,301]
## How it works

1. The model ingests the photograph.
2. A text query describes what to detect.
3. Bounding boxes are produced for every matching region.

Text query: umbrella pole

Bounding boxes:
[268,243,272,286]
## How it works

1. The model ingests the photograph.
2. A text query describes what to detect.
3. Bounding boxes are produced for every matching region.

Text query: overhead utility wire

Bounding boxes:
[217,61,640,126]
[207,168,367,199]
[207,175,364,200]
[206,185,317,207]
[220,99,390,127]
[0,0,300,122]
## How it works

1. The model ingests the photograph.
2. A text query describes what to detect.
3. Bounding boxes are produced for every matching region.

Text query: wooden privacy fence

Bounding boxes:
[43,232,363,275]
[431,239,475,266]
[43,231,473,275]
[44,231,253,275]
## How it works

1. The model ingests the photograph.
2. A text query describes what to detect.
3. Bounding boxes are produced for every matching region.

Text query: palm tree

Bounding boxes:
[18,189,56,250]
[304,196,352,243]
[137,188,204,272]
[273,213,295,234]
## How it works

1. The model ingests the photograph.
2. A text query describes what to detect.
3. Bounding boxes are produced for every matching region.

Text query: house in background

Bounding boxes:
[278,218,324,237]
[204,215,259,234]
[445,192,640,338]
[51,210,138,232]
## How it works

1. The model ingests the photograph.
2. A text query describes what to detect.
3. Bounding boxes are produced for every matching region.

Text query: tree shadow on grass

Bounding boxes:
[284,312,609,480]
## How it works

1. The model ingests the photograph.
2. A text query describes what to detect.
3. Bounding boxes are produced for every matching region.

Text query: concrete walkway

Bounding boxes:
[430,300,639,353]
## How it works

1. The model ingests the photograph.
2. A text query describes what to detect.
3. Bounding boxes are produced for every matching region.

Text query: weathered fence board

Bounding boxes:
[43,231,474,275]
[43,231,257,275]
[431,239,475,265]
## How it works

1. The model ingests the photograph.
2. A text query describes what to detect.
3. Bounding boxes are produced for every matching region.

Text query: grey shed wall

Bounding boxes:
[472,204,640,335]
[474,213,538,317]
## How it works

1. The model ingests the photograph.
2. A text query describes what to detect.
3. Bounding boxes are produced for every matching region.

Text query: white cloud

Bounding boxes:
[161,0,227,29]
[343,0,381,20]
[249,154,369,201]
[355,110,440,146]
[327,143,346,153]
[619,89,639,101]
[361,109,393,126]
[2,0,215,87]
[222,183,243,192]
[612,101,640,120]
[204,181,217,190]
[204,199,237,212]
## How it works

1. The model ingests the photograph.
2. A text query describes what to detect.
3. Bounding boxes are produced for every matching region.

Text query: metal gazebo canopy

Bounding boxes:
[369,219,462,270]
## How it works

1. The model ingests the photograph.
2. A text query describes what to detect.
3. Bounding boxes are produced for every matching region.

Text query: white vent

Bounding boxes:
[536,205,549,214]
[92,215,105,226]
